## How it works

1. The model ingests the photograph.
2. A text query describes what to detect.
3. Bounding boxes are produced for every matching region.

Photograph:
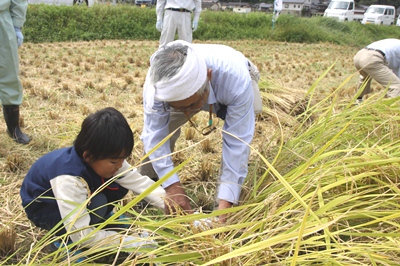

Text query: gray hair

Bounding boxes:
[150,43,188,84]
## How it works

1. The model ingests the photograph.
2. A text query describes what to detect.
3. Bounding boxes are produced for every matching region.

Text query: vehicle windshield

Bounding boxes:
[366,7,385,14]
[328,1,349,9]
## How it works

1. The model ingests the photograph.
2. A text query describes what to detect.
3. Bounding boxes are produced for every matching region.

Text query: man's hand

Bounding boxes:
[164,182,193,215]
[217,199,233,223]
[14,26,23,47]
[156,20,163,32]
[192,20,198,32]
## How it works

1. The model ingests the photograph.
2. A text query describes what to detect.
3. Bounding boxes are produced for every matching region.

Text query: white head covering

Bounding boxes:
[144,40,207,112]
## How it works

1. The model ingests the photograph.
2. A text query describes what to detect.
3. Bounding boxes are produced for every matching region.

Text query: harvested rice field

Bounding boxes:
[2,40,395,265]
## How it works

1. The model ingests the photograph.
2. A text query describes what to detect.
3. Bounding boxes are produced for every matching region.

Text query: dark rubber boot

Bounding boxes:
[3,105,31,144]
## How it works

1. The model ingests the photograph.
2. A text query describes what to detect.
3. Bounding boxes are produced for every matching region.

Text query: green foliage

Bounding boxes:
[25,4,159,42]
[272,16,314,43]
[24,5,400,45]
[195,11,272,40]
[359,0,400,7]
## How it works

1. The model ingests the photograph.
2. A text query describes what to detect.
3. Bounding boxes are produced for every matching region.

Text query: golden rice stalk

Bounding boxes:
[0,224,16,257]
[6,154,22,172]
[200,161,214,181]
[259,77,310,127]
[200,138,213,153]
[184,127,196,140]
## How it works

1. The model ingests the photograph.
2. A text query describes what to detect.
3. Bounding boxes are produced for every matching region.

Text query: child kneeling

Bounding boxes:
[20,107,165,258]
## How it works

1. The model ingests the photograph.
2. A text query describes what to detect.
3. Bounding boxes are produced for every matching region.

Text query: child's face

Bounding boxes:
[86,157,124,179]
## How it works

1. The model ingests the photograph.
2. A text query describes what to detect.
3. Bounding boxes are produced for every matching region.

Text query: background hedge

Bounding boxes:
[24,4,400,46]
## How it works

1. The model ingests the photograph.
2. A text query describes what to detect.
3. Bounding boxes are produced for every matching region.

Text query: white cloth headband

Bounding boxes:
[144,40,207,112]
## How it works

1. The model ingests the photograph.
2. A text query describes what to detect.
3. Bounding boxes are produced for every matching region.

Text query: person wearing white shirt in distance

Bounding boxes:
[139,40,262,223]
[156,0,202,47]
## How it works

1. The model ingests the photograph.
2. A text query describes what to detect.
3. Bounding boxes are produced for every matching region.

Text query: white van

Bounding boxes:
[397,14,400,26]
[362,5,395,25]
[28,0,94,7]
[323,0,366,22]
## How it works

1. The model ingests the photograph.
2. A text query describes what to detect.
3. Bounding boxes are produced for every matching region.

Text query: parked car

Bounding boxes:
[323,0,366,22]
[362,5,395,25]
[28,0,94,7]
[397,14,400,26]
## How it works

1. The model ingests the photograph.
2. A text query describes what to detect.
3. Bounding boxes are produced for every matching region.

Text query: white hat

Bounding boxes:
[144,40,207,111]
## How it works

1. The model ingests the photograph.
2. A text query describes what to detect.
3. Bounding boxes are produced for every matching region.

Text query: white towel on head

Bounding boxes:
[144,40,207,112]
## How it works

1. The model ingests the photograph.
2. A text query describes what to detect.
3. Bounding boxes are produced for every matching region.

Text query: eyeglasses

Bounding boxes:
[169,95,205,113]
[167,83,210,113]
[185,104,217,136]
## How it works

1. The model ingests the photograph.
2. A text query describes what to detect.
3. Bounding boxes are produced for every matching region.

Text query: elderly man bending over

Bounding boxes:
[139,40,262,223]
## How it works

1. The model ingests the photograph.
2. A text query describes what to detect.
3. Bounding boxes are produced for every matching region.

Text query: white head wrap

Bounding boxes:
[144,40,207,112]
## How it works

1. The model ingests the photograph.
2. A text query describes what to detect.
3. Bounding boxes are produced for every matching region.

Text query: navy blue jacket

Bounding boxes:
[20,147,122,218]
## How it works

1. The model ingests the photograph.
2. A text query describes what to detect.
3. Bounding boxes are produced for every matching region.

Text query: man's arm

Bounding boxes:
[216,64,255,208]
[10,0,28,28]
[192,0,202,25]
[141,100,180,187]
[141,95,193,213]
[156,0,166,22]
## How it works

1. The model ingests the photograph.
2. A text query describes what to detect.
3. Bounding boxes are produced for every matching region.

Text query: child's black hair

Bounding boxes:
[74,107,133,161]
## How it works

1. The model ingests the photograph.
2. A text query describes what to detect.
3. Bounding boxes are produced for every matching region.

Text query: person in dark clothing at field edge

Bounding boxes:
[353,38,400,104]
[20,107,165,253]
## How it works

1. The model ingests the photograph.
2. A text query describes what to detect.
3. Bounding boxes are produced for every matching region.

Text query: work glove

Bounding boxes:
[122,232,158,250]
[192,20,198,32]
[14,26,23,47]
[156,20,163,32]
[122,233,159,264]
[193,212,219,231]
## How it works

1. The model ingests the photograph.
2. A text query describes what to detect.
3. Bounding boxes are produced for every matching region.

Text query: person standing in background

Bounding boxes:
[0,0,30,144]
[156,0,202,47]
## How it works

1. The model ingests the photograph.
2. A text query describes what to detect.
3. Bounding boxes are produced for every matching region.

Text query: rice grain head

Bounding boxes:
[0,224,16,257]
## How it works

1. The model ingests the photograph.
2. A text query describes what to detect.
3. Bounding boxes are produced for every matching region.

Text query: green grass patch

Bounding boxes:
[24,4,400,45]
